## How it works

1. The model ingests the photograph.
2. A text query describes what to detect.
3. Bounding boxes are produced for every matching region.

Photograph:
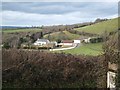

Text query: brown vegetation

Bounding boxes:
[2,49,106,88]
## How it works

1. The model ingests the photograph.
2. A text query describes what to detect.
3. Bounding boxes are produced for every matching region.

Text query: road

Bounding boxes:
[50,43,80,51]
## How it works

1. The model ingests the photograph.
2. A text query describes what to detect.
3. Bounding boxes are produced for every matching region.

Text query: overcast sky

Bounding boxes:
[1,2,118,26]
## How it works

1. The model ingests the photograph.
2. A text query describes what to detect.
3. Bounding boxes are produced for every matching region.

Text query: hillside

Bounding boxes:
[2,28,42,33]
[43,30,80,41]
[74,17,120,35]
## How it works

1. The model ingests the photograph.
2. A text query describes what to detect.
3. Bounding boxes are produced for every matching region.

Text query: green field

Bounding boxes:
[2,28,42,33]
[74,17,120,35]
[44,30,80,40]
[56,43,103,56]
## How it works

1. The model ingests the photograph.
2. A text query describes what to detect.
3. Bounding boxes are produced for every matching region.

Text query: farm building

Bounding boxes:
[59,40,73,47]
[33,39,58,49]
[83,37,91,43]
[74,40,81,44]
[34,39,50,46]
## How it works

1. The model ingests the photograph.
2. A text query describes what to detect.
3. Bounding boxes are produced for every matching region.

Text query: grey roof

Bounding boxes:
[37,39,49,42]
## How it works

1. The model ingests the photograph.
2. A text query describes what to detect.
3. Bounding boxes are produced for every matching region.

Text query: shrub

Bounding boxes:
[2,49,106,88]
[2,42,11,49]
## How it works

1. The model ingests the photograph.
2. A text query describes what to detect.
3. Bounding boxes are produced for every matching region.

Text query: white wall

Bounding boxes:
[74,40,81,43]
[61,43,73,46]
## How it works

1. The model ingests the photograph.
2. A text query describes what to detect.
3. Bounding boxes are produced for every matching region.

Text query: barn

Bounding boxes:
[59,40,73,47]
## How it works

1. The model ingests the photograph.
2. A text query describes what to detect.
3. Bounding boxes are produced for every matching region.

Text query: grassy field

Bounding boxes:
[44,30,80,40]
[74,17,120,35]
[2,28,42,33]
[55,43,103,56]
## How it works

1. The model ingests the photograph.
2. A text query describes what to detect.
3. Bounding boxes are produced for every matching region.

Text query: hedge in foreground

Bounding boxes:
[2,49,106,88]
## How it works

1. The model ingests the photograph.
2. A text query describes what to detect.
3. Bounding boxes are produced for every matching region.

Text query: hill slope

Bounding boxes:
[74,17,120,35]
[43,31,80,41]
[2,28,42,33]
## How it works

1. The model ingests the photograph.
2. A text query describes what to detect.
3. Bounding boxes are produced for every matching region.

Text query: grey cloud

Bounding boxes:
[1,2,118,26]
[2,2,117,15]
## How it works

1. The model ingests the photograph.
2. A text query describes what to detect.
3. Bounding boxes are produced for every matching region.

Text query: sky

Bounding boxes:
[1,2,118,26]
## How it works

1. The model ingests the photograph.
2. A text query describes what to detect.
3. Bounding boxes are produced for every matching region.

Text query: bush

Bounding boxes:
[2,42,11,49]
[23,46,30,49]
[37,47,51,49]
[90,37,103,43]
[2,49,106,88]
[30,46,36,49]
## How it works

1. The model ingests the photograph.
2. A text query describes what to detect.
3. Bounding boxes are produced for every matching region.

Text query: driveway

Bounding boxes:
[50,43,79,51]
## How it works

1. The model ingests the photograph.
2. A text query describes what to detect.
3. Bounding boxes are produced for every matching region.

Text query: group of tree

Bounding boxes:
[2,31,44,49]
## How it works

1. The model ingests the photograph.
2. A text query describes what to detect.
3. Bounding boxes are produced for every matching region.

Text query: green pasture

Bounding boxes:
[2,28,42,33]
[55,43,103,56]
[74,17,119,35]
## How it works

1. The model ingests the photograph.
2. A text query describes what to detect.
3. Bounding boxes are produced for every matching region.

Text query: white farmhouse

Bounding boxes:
[34,39,50,46]
[74,40,81,44]
[83,37,91,43]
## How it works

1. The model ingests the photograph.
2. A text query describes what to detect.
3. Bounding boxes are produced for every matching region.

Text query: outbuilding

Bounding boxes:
[34,38,50,46]
[74,40,81,44]
[60,40,73,46]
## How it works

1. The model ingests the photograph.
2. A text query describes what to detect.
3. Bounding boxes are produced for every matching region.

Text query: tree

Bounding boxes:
[56,39,61,43]
[47,34,51,40]
[3,42,10,49]
[40,32,43,38]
